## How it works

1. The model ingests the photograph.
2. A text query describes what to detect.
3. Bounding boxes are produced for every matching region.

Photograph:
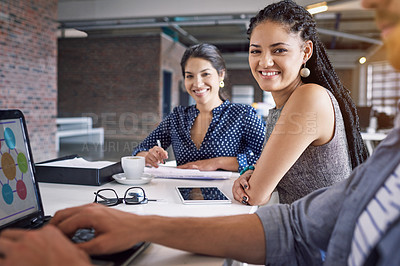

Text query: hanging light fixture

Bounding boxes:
[307,2,328,15]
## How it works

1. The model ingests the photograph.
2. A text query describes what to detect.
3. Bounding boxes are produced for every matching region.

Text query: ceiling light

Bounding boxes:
[359,57,367,64]
[57,28,88,38]
[307,2,328,15]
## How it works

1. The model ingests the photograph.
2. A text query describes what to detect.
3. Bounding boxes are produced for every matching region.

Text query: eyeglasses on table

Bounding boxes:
[94,187,153,206]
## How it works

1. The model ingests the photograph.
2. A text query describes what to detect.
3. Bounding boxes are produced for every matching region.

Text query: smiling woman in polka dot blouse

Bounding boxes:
[132,44,266,172]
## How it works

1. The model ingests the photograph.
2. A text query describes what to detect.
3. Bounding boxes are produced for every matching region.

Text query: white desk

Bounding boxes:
[39,177,276,265]
[361,131,388,154]
[38,178,258,217]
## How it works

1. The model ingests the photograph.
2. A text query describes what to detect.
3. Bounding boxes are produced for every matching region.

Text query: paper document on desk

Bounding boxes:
[38,157,115,169]
[144,165,232,180]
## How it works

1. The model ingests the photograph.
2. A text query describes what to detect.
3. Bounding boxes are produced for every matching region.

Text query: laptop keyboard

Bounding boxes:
[37,216,95,243]
[71,228,96,243]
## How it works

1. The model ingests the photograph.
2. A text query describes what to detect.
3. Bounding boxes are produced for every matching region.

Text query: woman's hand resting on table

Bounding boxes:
[177,157,239,172]
[178,158,219,171]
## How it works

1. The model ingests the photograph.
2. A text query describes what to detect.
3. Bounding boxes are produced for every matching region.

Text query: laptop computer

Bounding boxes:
[0,109,149,266]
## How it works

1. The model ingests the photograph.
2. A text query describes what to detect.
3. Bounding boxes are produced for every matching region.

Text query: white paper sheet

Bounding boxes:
[144,165,232,180]
[37,157,115,169]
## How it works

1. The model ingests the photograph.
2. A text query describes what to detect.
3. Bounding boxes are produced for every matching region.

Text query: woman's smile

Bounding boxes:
[259,70,281,78]
[193,88,210,96]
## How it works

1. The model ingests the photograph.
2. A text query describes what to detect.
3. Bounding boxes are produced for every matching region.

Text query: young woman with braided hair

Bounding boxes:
[233,0,368,205]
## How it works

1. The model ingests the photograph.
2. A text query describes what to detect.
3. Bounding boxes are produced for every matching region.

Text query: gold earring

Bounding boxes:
[219,80,225,88]
[300,62,310,78]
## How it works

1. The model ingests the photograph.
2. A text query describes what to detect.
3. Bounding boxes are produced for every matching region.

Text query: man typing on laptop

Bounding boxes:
[0,110,148,265]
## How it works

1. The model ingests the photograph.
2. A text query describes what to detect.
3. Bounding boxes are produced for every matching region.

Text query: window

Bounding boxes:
[231,85,254,105]
[367,61,400,115]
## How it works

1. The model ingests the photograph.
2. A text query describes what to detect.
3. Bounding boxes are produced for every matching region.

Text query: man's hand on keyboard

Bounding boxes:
[50,203,144,256]
[0,224,91,266]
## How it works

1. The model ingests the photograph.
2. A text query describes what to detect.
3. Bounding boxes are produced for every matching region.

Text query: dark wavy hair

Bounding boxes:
[247,0,368,169]
[180,43,227,101]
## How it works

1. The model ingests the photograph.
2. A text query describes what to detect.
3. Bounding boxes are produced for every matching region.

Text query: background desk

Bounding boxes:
[39,176,278,265]
[361,131,388,154]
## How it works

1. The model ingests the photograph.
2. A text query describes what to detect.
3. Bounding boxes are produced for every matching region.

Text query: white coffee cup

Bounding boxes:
[121,156,145,179]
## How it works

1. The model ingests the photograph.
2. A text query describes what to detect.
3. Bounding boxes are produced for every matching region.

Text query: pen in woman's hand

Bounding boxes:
[157,140,165,164]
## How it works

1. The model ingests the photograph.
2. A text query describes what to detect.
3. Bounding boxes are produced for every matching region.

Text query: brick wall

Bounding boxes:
[58,34,185,157]
[0,0,58,162]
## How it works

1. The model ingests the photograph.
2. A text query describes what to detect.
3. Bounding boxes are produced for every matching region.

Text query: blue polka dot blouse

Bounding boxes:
[132,100,266,172]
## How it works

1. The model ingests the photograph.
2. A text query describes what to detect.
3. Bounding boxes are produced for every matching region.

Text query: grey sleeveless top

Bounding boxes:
[265,90,351,204]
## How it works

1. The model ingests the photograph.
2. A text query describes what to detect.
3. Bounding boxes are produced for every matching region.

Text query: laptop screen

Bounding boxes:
[0,110,44,230]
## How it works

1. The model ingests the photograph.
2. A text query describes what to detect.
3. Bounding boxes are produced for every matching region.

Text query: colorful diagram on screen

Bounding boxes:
[0,123,28,205]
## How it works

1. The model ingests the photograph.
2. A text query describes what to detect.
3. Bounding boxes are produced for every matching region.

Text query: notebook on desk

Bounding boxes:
[0,109,148,266]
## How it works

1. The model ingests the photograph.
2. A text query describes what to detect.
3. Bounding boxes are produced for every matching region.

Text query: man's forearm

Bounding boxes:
[139,213,266,264]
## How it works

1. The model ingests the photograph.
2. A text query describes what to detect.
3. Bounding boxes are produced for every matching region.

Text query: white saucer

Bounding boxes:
[112,173,153,185]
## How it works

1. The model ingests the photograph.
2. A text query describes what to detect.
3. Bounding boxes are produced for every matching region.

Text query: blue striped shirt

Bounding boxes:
[348,162,400,265]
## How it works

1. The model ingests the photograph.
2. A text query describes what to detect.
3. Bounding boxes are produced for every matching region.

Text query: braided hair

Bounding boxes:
[248,0,368,169]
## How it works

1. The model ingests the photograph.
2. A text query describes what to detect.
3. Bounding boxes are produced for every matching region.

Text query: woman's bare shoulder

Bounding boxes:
[286,83,332,111]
